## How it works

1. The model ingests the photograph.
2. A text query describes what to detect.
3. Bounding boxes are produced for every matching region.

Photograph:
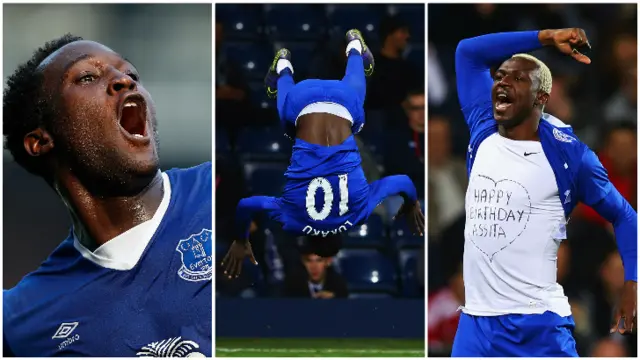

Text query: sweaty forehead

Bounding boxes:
[37,40,120,77]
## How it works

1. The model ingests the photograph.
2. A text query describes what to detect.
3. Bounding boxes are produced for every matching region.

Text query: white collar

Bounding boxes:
[73,172,172,270]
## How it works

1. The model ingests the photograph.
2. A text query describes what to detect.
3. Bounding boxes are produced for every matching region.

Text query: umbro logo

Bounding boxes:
[53,322,80,351]
[52,322,78,339]
[524,152,539,157]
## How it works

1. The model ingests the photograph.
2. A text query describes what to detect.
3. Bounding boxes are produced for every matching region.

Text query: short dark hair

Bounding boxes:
[3,34,83,179]
[302,234,342,258]
[378,15,409,43]
[406,87,425,99]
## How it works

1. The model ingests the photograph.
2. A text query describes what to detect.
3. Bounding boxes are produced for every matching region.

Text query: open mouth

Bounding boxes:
[118,94,148,140]
[495,91,513,112]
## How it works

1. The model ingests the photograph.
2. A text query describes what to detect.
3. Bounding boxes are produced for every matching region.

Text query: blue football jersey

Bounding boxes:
[3,163,212,357]
[279,79,366,140]
[274,135,371,236]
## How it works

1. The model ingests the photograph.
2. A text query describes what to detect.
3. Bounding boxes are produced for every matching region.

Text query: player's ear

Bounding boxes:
[24,128,55,157]
[536,91,549,108]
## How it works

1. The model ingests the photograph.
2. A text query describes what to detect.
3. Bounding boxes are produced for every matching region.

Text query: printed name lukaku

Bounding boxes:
[302,220,354,237]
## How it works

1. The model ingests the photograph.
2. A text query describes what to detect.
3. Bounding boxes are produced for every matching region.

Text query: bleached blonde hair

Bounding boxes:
[511,53,552,95]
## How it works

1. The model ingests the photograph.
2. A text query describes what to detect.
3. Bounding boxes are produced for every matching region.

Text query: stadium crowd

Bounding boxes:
[215,4,425,300]
[427,4,637,357]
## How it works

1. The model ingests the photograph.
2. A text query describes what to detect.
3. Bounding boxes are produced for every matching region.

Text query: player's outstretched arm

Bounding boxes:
[579,149,637,334]
[368,175,424,236]
[221,196,279,279]
[591,187,637,335]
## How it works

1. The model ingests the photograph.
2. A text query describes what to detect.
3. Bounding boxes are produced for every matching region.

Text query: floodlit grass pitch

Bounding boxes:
[216,338,425,357]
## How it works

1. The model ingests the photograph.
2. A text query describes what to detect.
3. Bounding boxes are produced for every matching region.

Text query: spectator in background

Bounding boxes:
[575,122,637,225]
[590,338,628,357]
[428,262,463,356]
[366,16,418,111]
[543,70,601,147]
[383,89,426,200]
[587,247,637,355]
[427,114,466,238]
[593,249,625,338]
[604,65,637,124]
[544,73,577,125]
[215,21,252,139]
[215,156,246,240]
[556,241,595,355]
[602,31,637,100]
[283,245,349,299]
[427,43,448,108]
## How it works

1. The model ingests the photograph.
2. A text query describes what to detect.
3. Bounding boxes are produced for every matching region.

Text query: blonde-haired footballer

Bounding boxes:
[452,29,637,357]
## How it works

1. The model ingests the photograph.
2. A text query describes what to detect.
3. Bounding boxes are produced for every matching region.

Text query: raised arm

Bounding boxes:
[235,196,280,241]
[368,175,424,236]
[455,31,542,123]
[456,29,590,132]
[368,175,418,209]
[222,196,280,279]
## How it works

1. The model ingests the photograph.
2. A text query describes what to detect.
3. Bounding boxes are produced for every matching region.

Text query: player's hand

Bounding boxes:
[221,240,258,279]
[314,291,335,299]
[393,200,425,237]
[539,28,591,64]
[610,280,637,334]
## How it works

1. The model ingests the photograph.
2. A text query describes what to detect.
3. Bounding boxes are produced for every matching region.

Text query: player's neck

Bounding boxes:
[498,114,540,141]
[57,171,164,251]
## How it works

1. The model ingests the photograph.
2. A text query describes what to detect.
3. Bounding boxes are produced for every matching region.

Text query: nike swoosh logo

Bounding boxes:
[524,152,539,156]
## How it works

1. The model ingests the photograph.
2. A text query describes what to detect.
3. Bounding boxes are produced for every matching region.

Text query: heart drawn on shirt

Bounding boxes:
[465,174,532,261]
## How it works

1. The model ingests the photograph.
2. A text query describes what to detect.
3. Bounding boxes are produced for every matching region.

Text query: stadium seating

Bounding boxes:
[215,241,228,263]
[264,4,326,41]
[248,81,273,110]
[343,213,386,248]
[390,218,424,249]
[348,293,393,299]
[223,42,272,80]
[271,41,317,78]
[336,249,398,294]
[236,126,292,161]
[327,5,386,45]
[398,249,421,297]
[244,162,289,196]
[217,4,264,41]
[215,128,231,157]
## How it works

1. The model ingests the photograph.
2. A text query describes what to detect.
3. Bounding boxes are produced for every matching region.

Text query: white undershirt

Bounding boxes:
[462,133,571,317]
[73,172,172,270]
[296,102,353,125]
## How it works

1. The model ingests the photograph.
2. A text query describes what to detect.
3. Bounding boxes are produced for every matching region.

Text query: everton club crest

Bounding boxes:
[176,229,213,282]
